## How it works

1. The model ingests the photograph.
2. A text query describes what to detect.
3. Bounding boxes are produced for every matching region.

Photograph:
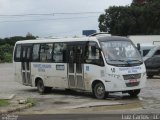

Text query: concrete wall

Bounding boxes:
[128,35,160,45]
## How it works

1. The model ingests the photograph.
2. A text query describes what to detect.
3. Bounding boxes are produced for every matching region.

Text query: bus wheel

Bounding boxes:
[37,80,52,94]
[128,89,140,97]
[93,82,108,99]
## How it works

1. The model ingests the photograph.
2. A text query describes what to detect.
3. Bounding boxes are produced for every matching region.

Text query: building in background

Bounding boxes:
[82,30,97,36]
[128,35,160,45]
[128,35,160,57]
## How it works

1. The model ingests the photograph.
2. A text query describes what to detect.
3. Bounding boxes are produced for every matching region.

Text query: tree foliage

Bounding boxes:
[0,34,36,46]
[98,0,160,36]
[0,33,37,62]
[0,44,13,62]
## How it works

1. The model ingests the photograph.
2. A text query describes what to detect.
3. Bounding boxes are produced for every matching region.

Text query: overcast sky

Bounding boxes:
[0,0,132,38]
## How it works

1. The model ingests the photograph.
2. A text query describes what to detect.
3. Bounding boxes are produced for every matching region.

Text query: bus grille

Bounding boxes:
[123,73,141,80]
[126,82,140,87]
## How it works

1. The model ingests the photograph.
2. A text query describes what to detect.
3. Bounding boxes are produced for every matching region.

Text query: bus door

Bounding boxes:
[21,44,32,85]
[68,44,85,89]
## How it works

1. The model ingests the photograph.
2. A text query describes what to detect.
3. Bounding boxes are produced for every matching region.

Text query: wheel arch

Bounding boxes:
[91,80,105,91]
[35,77,43,87]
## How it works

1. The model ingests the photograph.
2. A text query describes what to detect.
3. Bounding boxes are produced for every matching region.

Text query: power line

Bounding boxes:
[0,12,102,17]
[0,16,98,23]
[55,12,102,14]
[0,13,54,17]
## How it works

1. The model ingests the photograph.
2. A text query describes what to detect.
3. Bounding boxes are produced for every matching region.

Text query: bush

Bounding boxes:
[0,44,13,62]
[4,53,12,62]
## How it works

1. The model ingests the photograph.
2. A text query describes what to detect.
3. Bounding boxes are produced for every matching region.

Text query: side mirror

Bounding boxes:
[137,43,140,51]
[98,48,102,52]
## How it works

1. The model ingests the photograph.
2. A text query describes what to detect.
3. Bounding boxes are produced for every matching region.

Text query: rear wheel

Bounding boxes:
[93,82,108,99]
[37,79,52,94]
[128,89,140,97]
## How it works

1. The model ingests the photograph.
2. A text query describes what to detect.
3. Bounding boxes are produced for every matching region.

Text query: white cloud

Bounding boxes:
[0,0,10,10]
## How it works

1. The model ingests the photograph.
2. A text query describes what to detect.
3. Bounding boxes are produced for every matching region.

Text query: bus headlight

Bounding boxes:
[107,74,121,79]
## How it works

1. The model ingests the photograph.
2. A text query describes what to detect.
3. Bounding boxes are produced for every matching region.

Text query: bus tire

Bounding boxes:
[93,82,108,99]
[37,79,52,94]
[128,89,140,97]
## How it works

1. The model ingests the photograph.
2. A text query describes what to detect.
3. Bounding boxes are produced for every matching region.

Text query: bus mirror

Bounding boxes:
[97,48,101,51]
[137,43,140,51]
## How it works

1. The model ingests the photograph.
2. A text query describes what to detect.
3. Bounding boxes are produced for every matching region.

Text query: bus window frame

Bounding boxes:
[20,44,33,62]
[84,41,104,67]
[14,44,22,62]
[52,42,67,63]
[66,41,86,64]
[32,43,41,62]
[39,43,54,63]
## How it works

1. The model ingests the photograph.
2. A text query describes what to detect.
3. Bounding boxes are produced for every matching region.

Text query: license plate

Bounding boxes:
[129,79,137,83]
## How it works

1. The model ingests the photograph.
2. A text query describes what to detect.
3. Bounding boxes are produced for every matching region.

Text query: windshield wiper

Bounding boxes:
[109,59,128,63]
[109,59,142,64]
[128,60,142,63]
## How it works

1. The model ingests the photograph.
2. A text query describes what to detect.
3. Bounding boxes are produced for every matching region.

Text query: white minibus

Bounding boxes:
[13,34,146,99]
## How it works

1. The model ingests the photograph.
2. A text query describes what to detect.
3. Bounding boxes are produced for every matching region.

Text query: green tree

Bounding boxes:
[0,33,37,62]
[4,53,12,62]
[99,0,160,36]
[0,44,13,62]
[131,0,155,6]
[26,32,36,39]
[99,6,139,36]
[0,33,36,46]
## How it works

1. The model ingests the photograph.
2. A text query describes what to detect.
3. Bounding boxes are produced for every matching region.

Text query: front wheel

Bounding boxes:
[37,79,52,94]
[93,82,108,99]
[128,89,141,97]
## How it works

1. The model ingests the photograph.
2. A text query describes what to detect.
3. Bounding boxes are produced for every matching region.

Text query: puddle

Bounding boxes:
[53,101,70,104]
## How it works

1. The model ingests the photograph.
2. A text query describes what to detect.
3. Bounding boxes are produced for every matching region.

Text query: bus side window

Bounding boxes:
[39,43,53,62]
[14,44,21,62]
[85,42,104,66]
[32,44,40,62]
[53,43,67,63]
[45,43,53,62]
[40,44,46,62]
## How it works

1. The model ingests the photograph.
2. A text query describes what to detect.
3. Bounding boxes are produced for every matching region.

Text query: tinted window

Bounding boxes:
[85,42,104,66]
[40,43,53,62]
[143,49,150,56]
[45,43,53,62]
[32,44,40,62]
[154,50,160,55]
[53,43,67,63]
[14,44,21,62]
[27,48,31,59]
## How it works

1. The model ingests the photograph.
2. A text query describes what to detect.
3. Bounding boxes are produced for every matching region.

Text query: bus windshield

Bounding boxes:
[100,41,142,65]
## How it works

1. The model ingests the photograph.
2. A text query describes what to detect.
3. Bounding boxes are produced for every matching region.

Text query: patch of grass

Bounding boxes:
[26,98,36,106]
[0,99,10,107]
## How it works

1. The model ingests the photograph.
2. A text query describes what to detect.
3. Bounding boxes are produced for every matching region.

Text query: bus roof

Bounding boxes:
[15,35,130,44]
[15,37,90,44]
[96,35,130,42]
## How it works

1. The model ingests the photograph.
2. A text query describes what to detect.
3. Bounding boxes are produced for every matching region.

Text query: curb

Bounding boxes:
[0,103,33,114]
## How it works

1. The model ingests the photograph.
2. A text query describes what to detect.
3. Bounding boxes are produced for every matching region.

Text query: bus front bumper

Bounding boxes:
[104,73,147,92]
